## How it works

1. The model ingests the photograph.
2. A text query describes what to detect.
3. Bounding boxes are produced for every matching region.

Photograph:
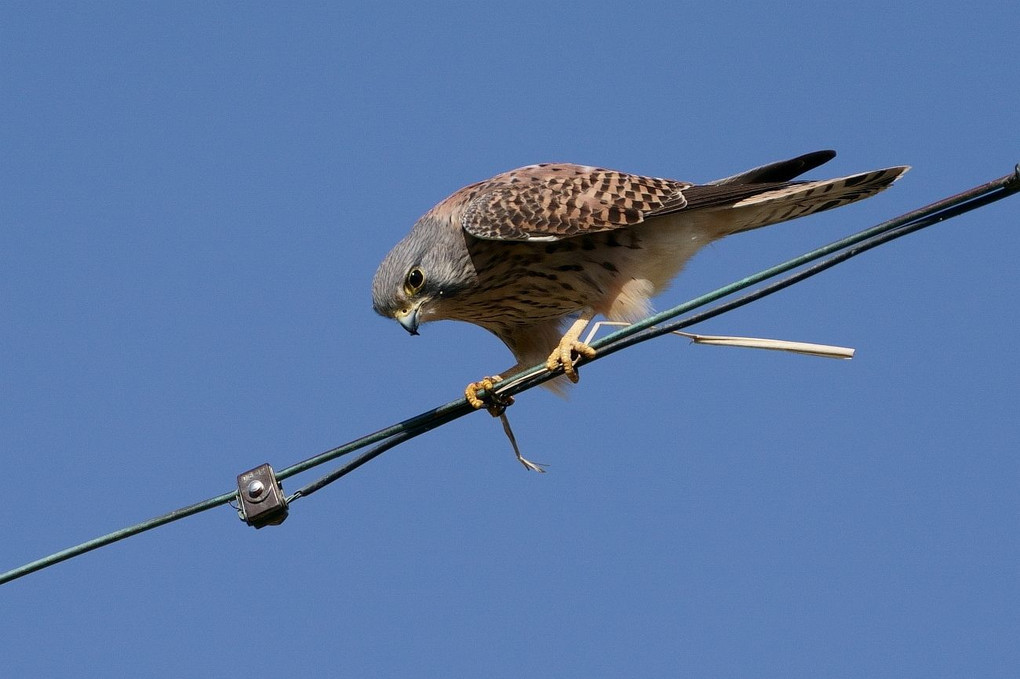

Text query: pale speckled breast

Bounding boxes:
[439,229,647,332]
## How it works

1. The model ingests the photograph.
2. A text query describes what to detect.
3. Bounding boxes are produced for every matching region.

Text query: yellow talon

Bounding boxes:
[465,376,496,409]
[465,375,514,416]
[546,340,597,383]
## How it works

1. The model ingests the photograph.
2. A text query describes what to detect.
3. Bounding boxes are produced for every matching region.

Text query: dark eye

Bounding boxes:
[404,267,425,293]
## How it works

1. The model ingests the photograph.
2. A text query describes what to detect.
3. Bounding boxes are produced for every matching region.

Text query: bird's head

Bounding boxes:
[371,215,476,335]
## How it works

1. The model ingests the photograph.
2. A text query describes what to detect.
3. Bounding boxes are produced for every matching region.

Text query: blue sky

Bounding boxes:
[2,3,1018,677]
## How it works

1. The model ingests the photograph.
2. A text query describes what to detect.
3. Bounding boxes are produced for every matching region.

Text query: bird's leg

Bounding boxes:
[546,308,598,383]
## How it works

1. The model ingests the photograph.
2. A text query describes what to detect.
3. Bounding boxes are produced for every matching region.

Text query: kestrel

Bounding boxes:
[372,150,908,412]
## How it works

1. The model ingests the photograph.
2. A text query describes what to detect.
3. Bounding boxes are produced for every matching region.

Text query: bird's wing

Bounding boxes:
[449,163,692,241]
[447,153,905,242]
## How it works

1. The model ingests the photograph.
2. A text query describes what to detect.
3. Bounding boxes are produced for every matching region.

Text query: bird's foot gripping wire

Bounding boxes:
[545,339,597,383]
[465,376,514,416]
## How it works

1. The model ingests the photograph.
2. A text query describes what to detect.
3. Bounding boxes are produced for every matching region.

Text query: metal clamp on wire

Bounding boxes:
[236,463,289,528]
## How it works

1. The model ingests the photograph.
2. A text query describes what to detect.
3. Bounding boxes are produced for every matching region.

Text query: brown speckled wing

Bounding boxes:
[446,163,691,241]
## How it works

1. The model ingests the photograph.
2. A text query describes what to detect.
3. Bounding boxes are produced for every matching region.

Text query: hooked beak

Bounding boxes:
[395,305,420,336]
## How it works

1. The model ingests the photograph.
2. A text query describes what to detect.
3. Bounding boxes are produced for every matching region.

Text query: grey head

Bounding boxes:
[372,213,477,335]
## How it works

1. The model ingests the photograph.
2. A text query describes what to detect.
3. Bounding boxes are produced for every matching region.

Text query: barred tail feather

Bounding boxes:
[719,166,910,235]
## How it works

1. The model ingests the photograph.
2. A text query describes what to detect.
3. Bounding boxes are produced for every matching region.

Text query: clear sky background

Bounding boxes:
[3,3,1017,677]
